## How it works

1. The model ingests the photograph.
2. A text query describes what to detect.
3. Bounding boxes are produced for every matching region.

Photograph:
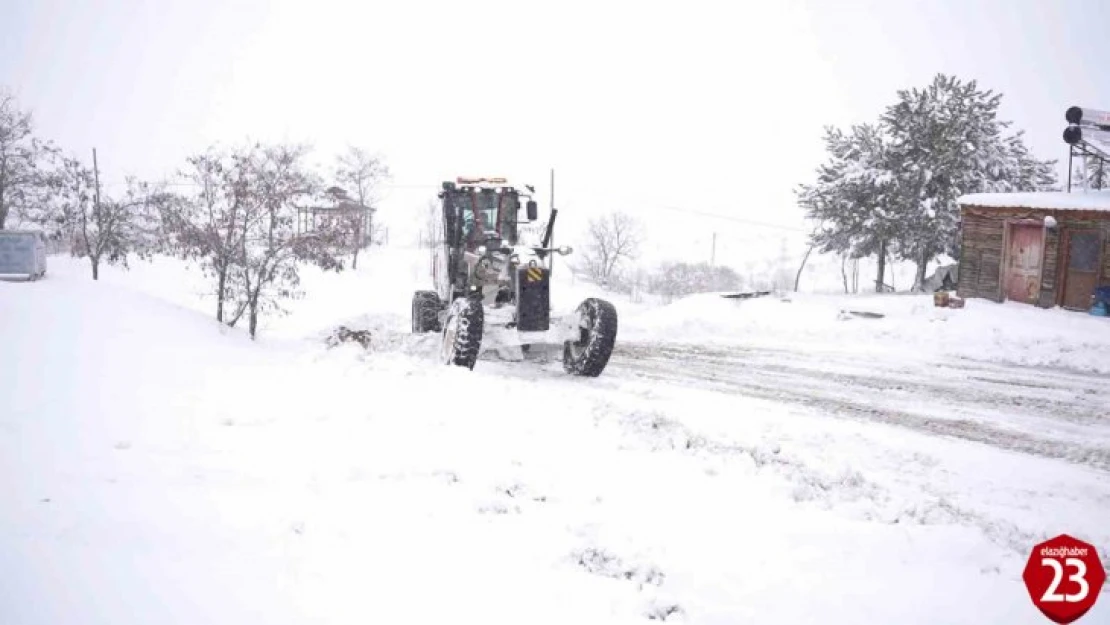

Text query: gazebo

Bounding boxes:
[298,186,375,246]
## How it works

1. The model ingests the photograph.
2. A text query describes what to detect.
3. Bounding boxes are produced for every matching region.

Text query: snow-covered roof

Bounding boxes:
[957,190,1110,212]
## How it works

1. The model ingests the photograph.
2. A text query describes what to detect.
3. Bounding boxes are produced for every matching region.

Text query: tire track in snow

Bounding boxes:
[356,335,1107,562]
[608,342,1110,471]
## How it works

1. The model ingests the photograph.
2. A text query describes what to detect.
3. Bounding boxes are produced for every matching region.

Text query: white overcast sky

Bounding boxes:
[2,0,1108,266]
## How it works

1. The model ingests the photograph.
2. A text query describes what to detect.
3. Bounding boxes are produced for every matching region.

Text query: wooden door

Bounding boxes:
[1061,230,1102,310]
[1005,224,1044,304]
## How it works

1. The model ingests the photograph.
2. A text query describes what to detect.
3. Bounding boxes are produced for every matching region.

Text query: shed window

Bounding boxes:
[1068,232,1100,272]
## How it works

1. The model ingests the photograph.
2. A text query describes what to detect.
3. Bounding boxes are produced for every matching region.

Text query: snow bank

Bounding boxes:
[958,189,1110,212]
[624,290,1110,373]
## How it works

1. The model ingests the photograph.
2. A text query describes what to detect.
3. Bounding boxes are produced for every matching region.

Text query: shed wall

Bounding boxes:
[957,206,1110,308]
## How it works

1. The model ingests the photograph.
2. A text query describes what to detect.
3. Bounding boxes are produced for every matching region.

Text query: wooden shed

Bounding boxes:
[956,190,1110,310]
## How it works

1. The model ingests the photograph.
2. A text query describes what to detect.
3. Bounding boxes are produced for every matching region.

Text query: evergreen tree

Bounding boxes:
[879,74,1056,290]
[1073,156,1109,190]
[795,123,902,292]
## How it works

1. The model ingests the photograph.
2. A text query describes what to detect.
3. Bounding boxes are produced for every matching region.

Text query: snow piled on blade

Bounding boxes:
[1,246,1108,625]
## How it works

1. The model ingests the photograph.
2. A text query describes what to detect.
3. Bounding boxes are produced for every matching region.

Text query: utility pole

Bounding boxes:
[92,148,101,208]
[710,231,717,266]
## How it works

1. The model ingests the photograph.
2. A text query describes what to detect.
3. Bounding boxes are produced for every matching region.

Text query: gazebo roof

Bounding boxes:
[305,199,375,213]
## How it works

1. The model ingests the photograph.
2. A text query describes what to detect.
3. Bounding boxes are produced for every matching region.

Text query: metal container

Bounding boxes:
[0,230,48,281]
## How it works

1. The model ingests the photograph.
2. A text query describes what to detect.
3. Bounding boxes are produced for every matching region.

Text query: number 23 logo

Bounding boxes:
[1041,558,1089,603]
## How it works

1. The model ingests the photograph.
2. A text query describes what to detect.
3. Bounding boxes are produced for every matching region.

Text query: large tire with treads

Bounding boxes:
[563,298,617,377]
[412,290,442,333]
[441,297,484,370]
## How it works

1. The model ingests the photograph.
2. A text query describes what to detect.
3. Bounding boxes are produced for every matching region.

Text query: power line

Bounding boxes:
[95,180,442,189]
[91,177,812,233]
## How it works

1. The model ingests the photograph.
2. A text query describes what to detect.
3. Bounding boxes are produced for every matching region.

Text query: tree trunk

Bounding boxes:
[914,249,929,292]
[840,255,849,294]
[352,244,360,270]
[91,256,100,280]
[248,299,259,339]
[875,240,887,293]
[0,181,8,230]
[216,267,227,322]
[794,243,815,292]
[226,299,246,328]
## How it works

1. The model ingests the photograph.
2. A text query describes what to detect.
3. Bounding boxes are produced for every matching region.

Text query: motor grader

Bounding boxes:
[411,177,617,376]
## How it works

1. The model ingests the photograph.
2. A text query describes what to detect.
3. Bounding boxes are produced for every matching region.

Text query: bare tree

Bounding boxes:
[334,146,390,269]
[161,143,348,338]
[580,210,642,286]
[0,88,57,230]
[160,149,250,322]
[46,153,161,280]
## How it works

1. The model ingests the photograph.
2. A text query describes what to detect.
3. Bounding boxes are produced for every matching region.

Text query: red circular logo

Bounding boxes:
[1022,534,1106,623]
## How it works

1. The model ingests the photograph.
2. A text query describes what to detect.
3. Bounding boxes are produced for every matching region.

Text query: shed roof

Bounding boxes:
[957,190,1110,212]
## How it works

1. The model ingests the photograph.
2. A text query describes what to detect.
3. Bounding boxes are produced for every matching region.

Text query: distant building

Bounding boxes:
[956,190,1110,310]
[298,186,376,245]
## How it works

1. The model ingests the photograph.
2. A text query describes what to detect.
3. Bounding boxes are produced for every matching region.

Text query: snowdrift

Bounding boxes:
[623,290,1110,374]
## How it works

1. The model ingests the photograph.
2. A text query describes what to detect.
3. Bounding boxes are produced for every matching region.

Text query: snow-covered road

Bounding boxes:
[474,338,1110,559]
[606,342,1110,469]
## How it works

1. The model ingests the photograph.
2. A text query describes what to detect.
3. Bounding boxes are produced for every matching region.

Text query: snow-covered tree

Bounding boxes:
[0,88,58,230]
[999,131,1059,192]
[795,123,901,292]
[880,74,1057,290]
[1073,157,1109,190]
[799,74,1057,293]
[648,261,742,302]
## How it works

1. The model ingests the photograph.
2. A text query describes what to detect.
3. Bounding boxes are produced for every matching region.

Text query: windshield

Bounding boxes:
[456,190,518,245]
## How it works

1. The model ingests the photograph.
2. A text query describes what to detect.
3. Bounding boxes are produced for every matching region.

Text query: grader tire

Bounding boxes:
[563,298,617,377]
[441,297,484,370]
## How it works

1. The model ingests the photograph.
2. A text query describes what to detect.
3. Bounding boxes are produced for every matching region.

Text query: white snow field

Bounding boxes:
[2,248,1108,625]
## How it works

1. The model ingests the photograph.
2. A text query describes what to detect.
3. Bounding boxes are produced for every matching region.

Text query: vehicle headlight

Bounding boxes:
[510,254,520,265]
[477,245,487,255]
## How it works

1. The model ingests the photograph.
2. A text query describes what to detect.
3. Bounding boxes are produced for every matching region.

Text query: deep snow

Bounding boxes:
[1,249,1107,625]
[624,290,1110,375]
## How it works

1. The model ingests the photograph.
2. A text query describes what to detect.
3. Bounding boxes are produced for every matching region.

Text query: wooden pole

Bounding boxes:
[92,148,101,208]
